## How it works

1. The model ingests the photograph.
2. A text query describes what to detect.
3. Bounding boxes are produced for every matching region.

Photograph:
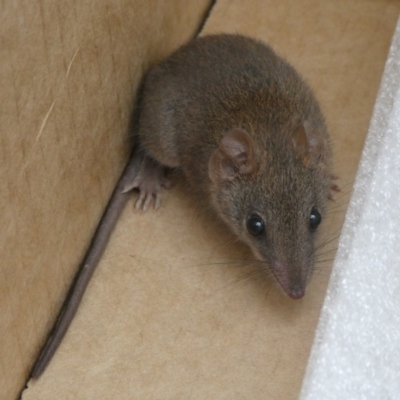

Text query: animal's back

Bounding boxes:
[138,34,327,189]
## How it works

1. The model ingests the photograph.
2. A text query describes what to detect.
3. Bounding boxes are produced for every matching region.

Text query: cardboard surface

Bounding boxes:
[0,1,211,399]
[2,0,397,399]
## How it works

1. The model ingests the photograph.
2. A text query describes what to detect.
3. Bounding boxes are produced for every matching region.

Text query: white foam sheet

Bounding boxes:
[300,18,400,400]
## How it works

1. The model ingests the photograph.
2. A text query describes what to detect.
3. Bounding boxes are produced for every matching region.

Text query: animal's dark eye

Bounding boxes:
[309,207,321,229]
[247,214,265,236]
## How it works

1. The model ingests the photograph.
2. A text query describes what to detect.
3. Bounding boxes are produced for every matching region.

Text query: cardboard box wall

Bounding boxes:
[1,1,398,399]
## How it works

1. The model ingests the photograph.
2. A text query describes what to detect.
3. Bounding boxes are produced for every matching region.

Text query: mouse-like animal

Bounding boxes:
[31,34,335,378]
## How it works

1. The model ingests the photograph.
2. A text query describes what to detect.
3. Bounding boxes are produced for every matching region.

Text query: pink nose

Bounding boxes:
[288,286,305,300]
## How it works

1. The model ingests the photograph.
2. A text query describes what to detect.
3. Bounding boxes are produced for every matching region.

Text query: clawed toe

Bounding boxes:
[123,154,171,211]
[133,184,163,211]
[328,174,341,201]
[330,183,340,192]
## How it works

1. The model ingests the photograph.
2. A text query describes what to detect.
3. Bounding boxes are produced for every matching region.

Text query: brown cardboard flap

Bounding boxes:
[0,1,211,399]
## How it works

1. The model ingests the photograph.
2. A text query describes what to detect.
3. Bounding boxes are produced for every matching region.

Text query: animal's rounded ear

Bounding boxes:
[209,128,255,182]
[293,121,329,165]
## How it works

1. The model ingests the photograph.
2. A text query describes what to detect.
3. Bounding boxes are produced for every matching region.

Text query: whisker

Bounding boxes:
[189,259,262,268]
[325,208,349,216]
[313,258,335,264]
[235,269,264,284]
[313,269,332,276]
[326,199,350,212]
[313,253,335,264]
[329,188,353,204]
[313,256,336,265]
[315,229,342,250]
[317,233,341,250]
[331,180,354,193]
[313,247,338,258]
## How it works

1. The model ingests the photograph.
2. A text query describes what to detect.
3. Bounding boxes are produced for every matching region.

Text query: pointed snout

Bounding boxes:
[272,261,307,300]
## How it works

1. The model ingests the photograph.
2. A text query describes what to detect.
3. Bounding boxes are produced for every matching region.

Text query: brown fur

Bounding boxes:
[139,34,332,297]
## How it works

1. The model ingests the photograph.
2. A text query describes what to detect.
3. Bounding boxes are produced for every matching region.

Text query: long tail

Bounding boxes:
[31,151,141,378]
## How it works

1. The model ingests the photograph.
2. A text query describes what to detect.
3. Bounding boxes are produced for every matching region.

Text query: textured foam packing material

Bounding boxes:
[300,17,400,399]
